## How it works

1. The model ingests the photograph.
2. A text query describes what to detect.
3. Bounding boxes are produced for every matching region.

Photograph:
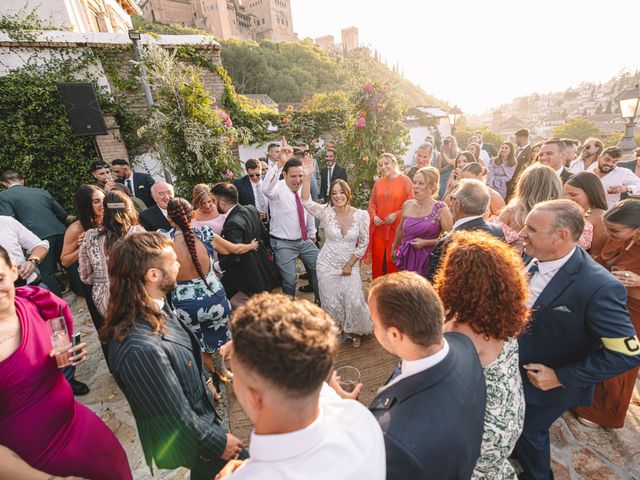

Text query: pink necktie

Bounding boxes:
[294,191,308,241]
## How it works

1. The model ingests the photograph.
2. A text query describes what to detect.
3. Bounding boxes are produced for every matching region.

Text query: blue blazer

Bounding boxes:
[108,307,228,473]
[370,333,486,480]
[519,247,640,407]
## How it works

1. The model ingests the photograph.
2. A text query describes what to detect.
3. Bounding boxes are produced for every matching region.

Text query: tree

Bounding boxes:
[140,45,238,195]
[339,82,410,207]
[551,117,602,142]
[453,125,504,152]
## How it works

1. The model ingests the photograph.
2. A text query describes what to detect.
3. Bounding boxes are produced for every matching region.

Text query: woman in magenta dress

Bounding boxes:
[0,246,131,480]
[392,167,453,277]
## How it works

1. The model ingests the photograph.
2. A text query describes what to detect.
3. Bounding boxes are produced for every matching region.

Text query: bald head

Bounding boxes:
[151,181,174,209]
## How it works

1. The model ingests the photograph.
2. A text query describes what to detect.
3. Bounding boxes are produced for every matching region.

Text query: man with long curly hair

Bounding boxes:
[102,232,245,480]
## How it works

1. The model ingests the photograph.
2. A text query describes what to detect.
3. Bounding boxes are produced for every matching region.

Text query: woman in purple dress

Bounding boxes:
[392,167,453,277]
[0,246,131,480]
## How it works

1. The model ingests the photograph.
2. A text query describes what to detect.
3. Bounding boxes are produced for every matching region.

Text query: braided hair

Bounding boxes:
[167,197,211,290]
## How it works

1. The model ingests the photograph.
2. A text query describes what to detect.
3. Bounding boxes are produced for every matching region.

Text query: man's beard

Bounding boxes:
[158,269,178,294]
[598,164,612,174]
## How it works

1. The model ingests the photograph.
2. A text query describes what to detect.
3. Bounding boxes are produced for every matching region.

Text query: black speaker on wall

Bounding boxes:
[58,82,108,136]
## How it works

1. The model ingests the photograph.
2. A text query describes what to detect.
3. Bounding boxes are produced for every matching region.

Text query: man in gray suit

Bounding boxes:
[0,170,68,296]
[104,232,245,479]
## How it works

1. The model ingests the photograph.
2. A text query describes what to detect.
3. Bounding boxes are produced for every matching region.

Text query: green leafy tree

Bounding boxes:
[140,45,238,194]
[454,125,504,152]
[0,62,98,211]
[338,82,410,207]
[551,117,602,142]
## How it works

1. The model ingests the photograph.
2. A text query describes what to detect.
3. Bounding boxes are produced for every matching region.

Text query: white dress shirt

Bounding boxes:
[250,179,267,212]
[229,383,386,480]
[569,157,591,173]
[586,164,640,207]
[380,339,450,392]
[0,216,49,284]
[478,149,490,167]
[452,215,484,230]
[527,247,576,306]
[261,164,316,239]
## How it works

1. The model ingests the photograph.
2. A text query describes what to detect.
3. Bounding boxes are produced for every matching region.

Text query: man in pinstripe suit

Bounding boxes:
[101,232,245,479]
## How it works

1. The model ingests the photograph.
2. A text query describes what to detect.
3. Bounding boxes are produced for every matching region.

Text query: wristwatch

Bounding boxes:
[27,257,41,267]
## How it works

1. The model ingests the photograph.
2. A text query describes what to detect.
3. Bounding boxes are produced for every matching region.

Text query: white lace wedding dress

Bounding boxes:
[303,200,373,335]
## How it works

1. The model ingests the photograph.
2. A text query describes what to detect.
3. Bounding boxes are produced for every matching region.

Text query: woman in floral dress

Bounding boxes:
[301,156,372,348]
[435,230,529,479]
[166,198,257,371]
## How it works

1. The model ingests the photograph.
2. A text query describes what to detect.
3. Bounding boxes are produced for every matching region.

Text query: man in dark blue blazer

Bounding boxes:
[111,158,156,208]
[356,271,486,480]
[234,158,268,220]
[104,232,245,479]
[319,148,348,203]
[514,199,640,480]
[427,179,504,281]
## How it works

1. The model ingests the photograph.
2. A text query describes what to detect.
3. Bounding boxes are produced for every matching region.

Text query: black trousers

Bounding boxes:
[40,234,64,297]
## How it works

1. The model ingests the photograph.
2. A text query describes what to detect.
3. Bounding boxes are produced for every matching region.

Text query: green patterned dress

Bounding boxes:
[472,338,525,479]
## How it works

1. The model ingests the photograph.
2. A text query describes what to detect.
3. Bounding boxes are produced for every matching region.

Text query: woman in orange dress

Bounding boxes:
[368,153,414,279]
[574,199,640,428]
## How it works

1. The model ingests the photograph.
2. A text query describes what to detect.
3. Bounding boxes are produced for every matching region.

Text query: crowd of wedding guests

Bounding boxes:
[1,132,640,480]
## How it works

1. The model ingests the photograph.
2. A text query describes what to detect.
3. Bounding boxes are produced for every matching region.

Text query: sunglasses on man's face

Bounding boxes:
[248,173,261,178]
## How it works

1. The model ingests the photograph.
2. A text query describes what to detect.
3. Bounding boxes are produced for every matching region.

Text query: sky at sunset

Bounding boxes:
[291,0,640,114]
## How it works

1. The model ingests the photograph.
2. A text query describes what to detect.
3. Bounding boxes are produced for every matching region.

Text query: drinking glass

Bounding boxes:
[336,366,361,393]
[49,316,71,368]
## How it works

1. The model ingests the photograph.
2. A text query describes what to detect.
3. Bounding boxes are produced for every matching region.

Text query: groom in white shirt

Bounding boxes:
[218,293,386,480]
[261,149,319,302]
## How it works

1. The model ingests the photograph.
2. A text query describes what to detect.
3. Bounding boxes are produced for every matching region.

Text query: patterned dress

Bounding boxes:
[472,338,525,479]
[303,200,372,335]
[169,226,231,353]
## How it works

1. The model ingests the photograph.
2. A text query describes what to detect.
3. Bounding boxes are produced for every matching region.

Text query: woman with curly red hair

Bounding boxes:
[434,230,530,479]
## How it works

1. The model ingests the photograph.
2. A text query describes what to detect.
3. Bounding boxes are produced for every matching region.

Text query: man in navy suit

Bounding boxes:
[111,158,156,208]
[234,159,268,221]
[319,148,348,203]
[351,271,486,480]
[514,199,640,480]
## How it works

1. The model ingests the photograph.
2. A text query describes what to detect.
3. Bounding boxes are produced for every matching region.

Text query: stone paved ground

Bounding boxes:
[67,269,640,480]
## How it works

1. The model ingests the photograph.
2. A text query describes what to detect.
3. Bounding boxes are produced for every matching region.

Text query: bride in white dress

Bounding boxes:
[301,155,372,347]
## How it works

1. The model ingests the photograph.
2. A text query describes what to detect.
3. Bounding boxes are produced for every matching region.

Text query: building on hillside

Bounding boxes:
[315,34,334,51]
[340,27,358,52]
[140,0,296,42]
[315,26,358,52]
[3,0,141,33]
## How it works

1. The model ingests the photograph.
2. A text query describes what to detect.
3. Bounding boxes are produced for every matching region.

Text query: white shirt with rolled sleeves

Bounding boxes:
[586,164,640,208]
[261,164,316,240]
[228,383,386,480]
[0,215,49,284]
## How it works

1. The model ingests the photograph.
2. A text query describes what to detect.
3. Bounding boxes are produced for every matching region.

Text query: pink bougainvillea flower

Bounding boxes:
[225,169,234,179]
[224,117,233,127]
[286,105,294,111]
[327,143,334,149]
[356,117,367,128]
[363,83,374,93]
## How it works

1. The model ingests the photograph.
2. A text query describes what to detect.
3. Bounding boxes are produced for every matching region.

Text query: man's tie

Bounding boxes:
[126,178,133,195]
[294,191,308,241]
